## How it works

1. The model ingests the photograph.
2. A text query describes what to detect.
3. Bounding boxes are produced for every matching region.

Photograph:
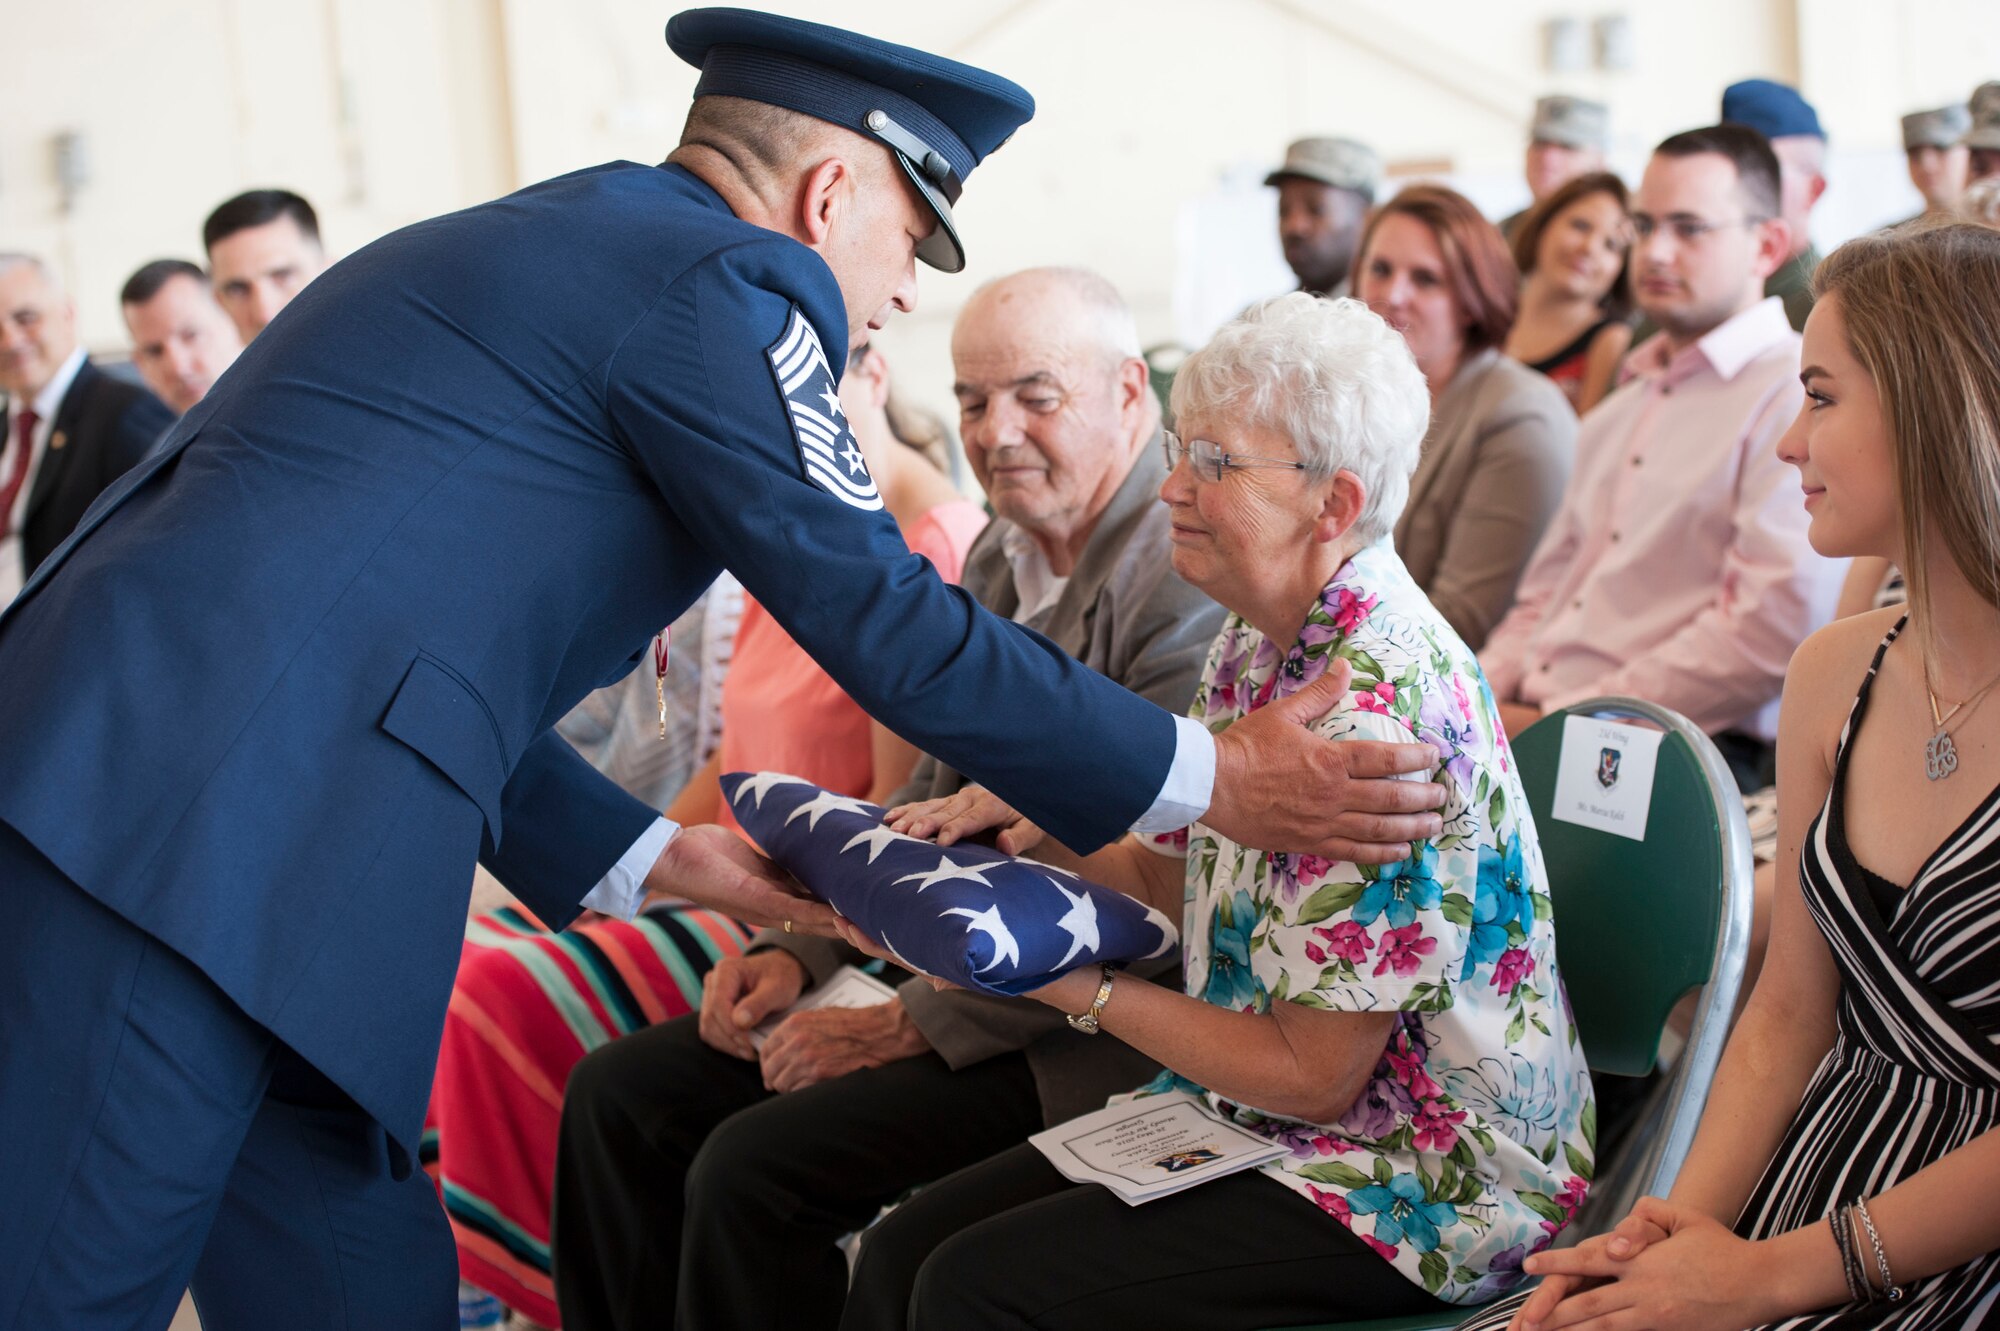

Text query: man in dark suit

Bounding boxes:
[0,12,1442,1329]
[0,253,172,601]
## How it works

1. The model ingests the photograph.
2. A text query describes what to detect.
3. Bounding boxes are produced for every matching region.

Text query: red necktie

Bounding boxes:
[0,408,36,541]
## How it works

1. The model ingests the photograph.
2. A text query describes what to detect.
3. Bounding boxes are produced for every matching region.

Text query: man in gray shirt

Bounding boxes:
[553,268,1225,1331]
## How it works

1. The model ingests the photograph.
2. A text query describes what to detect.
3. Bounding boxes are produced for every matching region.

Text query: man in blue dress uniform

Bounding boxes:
[0,10,1444,1328]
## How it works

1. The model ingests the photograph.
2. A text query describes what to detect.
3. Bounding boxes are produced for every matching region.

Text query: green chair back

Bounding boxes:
[1262,698,1753,1331]
[1510,704,1732,1076]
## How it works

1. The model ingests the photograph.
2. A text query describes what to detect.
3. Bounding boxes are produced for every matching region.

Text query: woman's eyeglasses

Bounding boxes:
[1162,430,1310,483]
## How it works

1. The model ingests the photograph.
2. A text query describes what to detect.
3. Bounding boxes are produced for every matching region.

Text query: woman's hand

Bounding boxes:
[832,915,960,992]
[1506,1207,1672,1330]
[1512,1198,1782,1331]
[885,785,1045,855]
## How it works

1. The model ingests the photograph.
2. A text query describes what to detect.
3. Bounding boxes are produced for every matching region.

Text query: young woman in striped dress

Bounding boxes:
[1464,222,2000,1330]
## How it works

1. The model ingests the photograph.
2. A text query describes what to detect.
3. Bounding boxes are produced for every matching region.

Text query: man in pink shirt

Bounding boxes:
[1480,124,1844,787]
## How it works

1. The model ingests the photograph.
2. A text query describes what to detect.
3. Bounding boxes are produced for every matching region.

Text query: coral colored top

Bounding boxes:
[717,497,988,835]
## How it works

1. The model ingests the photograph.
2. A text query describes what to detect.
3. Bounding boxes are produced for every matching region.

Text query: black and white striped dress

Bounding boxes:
[1459,619,2000,1329]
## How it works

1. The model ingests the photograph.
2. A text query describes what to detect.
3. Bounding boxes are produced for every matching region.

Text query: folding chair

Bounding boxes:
[1263,697,1755,1331]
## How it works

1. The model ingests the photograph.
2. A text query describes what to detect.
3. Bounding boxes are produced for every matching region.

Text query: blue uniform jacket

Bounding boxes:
[0,163,1175,1167]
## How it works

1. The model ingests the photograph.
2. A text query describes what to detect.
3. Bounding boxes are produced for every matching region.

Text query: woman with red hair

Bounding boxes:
[1355,184,1576,651]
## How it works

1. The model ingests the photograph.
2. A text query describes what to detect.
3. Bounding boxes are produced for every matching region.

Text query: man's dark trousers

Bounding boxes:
[0,818,455,1331]
[553,1009,1043,1331]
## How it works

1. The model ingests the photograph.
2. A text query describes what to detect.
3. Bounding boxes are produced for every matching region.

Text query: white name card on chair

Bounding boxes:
[1550,715,1664,841]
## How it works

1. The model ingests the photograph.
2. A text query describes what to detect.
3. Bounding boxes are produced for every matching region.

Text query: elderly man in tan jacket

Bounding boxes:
[553,267,1225,1331]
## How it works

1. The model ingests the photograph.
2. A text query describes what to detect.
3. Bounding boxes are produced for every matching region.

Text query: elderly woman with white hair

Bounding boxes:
[838,294,1595,1330]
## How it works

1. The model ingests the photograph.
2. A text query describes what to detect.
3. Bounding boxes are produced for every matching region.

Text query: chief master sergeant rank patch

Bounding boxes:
[767,305,883,511]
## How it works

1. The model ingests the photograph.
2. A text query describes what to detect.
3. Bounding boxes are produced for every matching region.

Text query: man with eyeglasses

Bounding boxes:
[1481,124,1842,793]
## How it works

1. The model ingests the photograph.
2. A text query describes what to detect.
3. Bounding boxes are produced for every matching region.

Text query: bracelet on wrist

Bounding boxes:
[1066,963,1117,1035]
[1853,1198,1902,1303]
[1830,1207,1866,1304]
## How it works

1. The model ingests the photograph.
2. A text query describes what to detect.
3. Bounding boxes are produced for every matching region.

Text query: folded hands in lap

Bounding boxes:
[699,950,808,1059]
[1509,1197,1779,1331]
[756,1000,932,1092]
[697,945,934,1092]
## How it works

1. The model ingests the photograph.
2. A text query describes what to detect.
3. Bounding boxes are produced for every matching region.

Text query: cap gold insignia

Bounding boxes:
[49,430,67,451]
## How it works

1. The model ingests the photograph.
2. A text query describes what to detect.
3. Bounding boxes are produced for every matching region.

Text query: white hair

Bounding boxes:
[0,252,61,294]
[1170,293,1430,543]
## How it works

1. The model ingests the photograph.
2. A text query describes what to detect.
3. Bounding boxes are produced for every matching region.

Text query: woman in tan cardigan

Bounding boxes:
[1356,184,1576,650]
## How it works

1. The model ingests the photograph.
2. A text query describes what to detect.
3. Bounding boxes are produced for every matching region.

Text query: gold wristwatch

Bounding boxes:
[1066,963,1117,1034]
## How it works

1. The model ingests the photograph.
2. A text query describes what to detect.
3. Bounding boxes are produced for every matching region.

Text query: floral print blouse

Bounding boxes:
[1137,539,1595,1304]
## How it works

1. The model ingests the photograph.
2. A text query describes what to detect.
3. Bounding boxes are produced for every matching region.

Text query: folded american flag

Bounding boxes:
[721,772,1179,995]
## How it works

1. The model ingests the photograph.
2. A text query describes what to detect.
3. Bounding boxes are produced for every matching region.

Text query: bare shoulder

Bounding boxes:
[1587,319,1634,366]
[1573,322,1635,414]
[1785,607,1902,731]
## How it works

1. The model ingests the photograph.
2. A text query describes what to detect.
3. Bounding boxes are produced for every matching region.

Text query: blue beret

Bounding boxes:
[667,7,1036,273]
[1721,78,1825,142]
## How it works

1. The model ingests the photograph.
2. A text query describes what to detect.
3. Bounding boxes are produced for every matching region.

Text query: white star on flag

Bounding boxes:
[722,773,1184,997]
[732,771,812,809]
[940,903,1022,973]
[1050,879,1101,969]
[893,854,996,893]
[877,929,922,975]
[840,822,919,864]
[785,790,879,830]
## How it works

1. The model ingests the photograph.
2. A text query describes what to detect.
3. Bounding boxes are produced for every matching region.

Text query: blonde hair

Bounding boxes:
[1813,221,2000,671]
[885,393,955,476]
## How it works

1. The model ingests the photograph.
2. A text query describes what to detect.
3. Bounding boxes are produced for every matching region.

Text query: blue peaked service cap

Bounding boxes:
[667,7,1036,273]
[1721,78,1826,142]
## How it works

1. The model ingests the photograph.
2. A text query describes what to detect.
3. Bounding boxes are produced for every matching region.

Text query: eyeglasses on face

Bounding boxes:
[1162,430,1310,483]
[1628,214,1769,244]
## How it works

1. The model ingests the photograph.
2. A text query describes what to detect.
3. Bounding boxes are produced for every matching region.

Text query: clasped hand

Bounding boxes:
[1507,1197,1780,1331]
[697,950,932,1092]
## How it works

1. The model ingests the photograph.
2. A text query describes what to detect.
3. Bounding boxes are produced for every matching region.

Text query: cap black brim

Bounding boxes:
[896,153,965,273]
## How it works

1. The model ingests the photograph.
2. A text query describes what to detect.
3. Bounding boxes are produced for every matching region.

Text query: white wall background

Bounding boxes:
[6,0,1998,435]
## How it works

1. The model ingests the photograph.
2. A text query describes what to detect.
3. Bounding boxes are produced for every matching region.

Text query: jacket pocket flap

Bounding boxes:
[380,652,508,843]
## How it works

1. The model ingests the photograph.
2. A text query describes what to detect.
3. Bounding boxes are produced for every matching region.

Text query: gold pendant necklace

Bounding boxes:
[1926,690,1962,781]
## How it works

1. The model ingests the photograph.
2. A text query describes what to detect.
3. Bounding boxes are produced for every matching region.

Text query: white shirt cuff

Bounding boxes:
[1130,714,1214,834]
[578,817,678,920]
